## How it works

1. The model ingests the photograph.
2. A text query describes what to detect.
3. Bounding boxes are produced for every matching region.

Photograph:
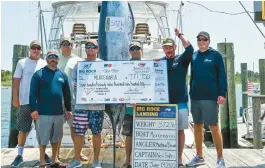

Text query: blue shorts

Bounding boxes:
[73,110,104,135]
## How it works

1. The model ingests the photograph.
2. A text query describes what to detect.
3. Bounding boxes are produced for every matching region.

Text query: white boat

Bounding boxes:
[26,1,175,148]
[47,1,171,59]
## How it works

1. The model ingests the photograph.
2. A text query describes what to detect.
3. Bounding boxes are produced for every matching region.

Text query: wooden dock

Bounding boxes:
[1,148,265,168]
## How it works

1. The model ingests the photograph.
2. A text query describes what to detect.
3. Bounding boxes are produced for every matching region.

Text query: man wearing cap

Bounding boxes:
[67,39,105,168]
[10,40,49,167]
[186,31,227,168]
[155,28,194,168]
[29,50,72,168]
[56,37,87,161]
[120,41,145,168]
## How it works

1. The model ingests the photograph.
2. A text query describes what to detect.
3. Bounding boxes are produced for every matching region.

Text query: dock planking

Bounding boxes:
[1,148,265,168]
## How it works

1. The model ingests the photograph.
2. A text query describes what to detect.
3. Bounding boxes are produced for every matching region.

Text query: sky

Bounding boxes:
[1,1,265,73]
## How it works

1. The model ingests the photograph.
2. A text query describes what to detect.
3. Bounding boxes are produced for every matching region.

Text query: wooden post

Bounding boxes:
[240,63,248,123]
[8,45,29,148]
[248,95,265,149]
[259,59,265,95]
[217,42,238,148]
[217,43,230,148]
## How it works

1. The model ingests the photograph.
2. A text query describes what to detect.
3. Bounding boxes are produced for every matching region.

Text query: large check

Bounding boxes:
[76,60,169,104]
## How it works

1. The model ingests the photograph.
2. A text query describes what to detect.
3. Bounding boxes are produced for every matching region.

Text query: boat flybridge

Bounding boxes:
[47,1,171,59]
[44,1,173,147]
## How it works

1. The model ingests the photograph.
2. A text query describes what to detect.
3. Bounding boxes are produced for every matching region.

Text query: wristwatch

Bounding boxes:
[178,33,183,38]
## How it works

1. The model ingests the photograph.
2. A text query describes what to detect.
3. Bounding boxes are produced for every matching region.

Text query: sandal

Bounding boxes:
[39,164,47,168]
[50,162,67,168]
[57,155,62,160]
[178,163,184,168]
[72,155,89,161]
[121,162,132,168]
[80,155,89,161]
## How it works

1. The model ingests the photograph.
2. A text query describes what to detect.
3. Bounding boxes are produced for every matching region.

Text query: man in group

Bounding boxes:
[67,39,105,168]
[29,50,72,168]
[57,37,87,161]
[10,40,49,167]
[156,28,194,168]
[120,41,145,168]
[186,31,227,168]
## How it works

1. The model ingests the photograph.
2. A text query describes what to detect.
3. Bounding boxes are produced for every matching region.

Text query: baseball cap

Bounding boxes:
[47,50,59,57]
[85,39,98,46]
[130,41,142,48]
[162,38,176,46]
[60,37,72,43]
[30,40,41,48]
[197,31,210,40]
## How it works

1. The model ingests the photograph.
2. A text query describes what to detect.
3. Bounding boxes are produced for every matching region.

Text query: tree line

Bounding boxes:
[1,70,12,86]
[1,70,260,87]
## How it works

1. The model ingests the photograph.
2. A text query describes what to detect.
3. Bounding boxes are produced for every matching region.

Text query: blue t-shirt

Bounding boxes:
[29,66,71,115]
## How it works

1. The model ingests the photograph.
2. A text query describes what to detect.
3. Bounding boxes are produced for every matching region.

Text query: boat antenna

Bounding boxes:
[38,1,48,56]
[176,2,184,55]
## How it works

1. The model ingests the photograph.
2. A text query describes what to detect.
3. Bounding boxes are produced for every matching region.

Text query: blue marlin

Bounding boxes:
[98,1,134,166]
[98,1,134,61]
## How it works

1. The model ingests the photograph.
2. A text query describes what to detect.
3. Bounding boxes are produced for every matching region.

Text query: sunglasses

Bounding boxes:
[197,38,208,42]
[85,45,98,49]
[130,46,141,51]
[30,46,41,50]
[60,42,71,47]
[47,54,58,59]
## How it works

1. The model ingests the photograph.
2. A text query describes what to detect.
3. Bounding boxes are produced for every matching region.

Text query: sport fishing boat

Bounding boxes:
[26,1,173,148]
[47,1,171,59]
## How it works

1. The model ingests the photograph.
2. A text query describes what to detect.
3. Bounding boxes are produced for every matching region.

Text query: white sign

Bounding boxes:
[76,60,169,104]
[105,17,125,32]
[132,105,178,168]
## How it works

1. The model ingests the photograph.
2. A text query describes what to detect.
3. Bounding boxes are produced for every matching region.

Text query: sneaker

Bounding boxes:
[92,160,102,168]
[66,160,82,168]
[186,155,205,167]
[45,153,51,165]
[11,155,24,167]
[217,158,226,168]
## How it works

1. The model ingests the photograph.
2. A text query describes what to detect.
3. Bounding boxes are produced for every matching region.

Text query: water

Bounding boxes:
[0,85,252,147]
[1,87,11,147]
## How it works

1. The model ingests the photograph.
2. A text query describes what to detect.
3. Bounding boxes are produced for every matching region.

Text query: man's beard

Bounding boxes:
[48,61,58,67]
[166,52,174,59]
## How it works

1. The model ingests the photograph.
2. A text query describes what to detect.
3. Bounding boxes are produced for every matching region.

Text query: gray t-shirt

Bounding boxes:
[72,58,105,111]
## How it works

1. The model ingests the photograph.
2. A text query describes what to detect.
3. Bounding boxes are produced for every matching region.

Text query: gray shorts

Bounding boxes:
[17,104,33,132]
[121,114,133,136]
[36,115,64,145]
[191,100,219,126]
[178,103,189,130]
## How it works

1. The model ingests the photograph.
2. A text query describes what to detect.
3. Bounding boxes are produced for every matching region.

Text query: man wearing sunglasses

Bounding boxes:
[11,40,48,167]
[186,31,227,168]
[155,28,194,168]
[56,37,87,161]
[67,39,105,168]
[29,50,72,168]
[120,41,145,168]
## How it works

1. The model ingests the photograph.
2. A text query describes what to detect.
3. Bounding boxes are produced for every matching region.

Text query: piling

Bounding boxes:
[217,42,238,148]
[8,45,29,148]
[240,63,248,123]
